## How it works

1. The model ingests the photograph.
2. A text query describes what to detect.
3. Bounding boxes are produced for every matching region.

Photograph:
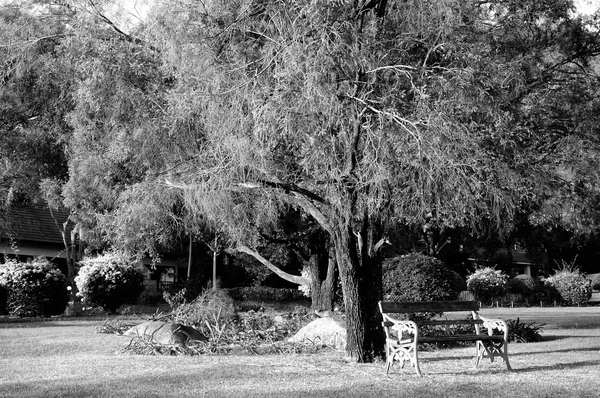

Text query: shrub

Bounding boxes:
[225,286,306,302]
[0,284,7,315]
[449,270,468,292]
[507,274,539,296]
[466,266,508,304]
[543,268,592,306]
[137,290,165,306]
[0,258,69,317]
[592,274,600,291]
[75,253,145,313]
[506,318,544,343]
[382,253,461,302]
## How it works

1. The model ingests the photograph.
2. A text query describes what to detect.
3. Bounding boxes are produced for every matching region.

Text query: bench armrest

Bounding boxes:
[478,315,509,341]
[381,314,419,338]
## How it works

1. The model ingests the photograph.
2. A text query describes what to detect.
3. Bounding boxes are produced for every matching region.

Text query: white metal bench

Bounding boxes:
[379,300,512,376]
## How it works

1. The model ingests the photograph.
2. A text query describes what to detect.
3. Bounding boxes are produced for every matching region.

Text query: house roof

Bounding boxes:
[1,204,73,245]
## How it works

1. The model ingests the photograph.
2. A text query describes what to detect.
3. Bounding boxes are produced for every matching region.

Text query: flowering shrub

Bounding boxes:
[0,258,69,317]
[543,268,592,305]
[383,253,461,302]
[75,253,145,313]
[466,267,508,303]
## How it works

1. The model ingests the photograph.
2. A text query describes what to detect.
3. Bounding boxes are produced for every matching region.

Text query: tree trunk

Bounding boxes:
[333,221,384,362]
[309,244,337,311]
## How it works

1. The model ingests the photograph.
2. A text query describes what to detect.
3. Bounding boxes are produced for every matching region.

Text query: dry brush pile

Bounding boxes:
[98,288,328,356]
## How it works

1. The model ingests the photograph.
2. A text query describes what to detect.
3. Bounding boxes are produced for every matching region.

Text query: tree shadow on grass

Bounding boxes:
[510,346,600,356]
[511,360,600,373]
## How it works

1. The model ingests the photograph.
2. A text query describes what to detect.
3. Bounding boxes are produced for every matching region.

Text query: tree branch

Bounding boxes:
[233,245,310,286]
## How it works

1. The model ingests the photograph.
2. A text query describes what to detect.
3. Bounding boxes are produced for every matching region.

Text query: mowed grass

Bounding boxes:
[1,307,599,398]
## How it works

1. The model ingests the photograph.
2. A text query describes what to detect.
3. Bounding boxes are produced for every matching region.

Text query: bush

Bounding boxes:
[0,284,7,315]
[75,253,145,313]
[507,274,539,296]
[592,274,600,291]
[225,286,306,302]
[382,253,461,303]
[449,270,468,293]
[137,290,165,306]
[466,266,508,304]
[0,258,69,317]
[506,318,544,343]
[543,268,592,306]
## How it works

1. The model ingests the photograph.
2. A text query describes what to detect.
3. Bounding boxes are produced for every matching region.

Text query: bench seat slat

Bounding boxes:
[388,335,504,344]
[418,335,504,343]
[380,301,480,313]
[416,319,483,326]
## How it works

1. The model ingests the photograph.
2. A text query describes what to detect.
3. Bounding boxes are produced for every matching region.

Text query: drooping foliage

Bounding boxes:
[0,2,72,205]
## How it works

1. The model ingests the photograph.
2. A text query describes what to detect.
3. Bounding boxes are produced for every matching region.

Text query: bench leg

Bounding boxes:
[385,341,422,377]
[475,340,512,371]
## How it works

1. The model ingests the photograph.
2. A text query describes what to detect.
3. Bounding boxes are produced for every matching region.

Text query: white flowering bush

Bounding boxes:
[298,267,312,297]
[0,258,69,317]
[75,253,145,313]
[543,268,592,306]
[466,266,508,303]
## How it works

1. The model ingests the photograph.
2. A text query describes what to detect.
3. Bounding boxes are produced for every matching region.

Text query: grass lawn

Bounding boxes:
[1,307,599,398]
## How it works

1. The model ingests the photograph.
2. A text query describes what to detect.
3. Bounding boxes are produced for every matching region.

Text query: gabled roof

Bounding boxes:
[1,204,73,245]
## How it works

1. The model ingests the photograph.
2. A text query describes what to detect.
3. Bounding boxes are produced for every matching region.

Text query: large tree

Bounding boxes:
[146,0,525,362]
[14,0,597,362]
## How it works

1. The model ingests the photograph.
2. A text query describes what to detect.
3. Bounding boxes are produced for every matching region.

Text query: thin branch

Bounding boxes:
[234,245,310,286]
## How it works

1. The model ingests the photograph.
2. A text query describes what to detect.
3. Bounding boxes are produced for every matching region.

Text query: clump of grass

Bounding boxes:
[507,318,544,343]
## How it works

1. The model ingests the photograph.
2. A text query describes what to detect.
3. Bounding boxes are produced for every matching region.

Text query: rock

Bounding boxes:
[273,315,287,325]
[123,321,208,346]
[288,317,346,349]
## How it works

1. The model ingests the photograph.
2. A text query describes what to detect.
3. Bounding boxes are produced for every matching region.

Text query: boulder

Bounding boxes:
[124,321,208,346]
[288,317,346,349]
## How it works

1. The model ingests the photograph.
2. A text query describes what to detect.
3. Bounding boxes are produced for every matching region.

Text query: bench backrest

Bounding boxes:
[379,300,480,314]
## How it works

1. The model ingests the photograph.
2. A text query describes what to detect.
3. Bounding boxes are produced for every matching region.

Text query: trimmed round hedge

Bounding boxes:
[0,258,69,317]
[75,253,145,313]
[383,252,461,302]
[592,274,600,291]
[507,274,539,296]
